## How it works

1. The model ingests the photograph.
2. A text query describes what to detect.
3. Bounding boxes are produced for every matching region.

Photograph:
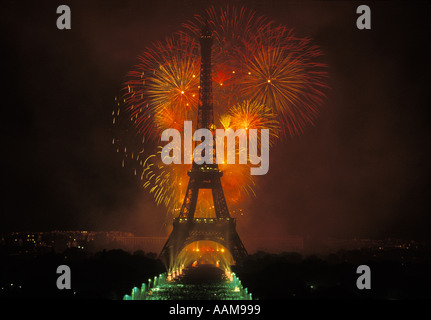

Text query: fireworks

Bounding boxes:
[227,99,280,146]
[239,27,328,136]
[181,6,273,62]
[123,36,200,139]
[114,6,328,218]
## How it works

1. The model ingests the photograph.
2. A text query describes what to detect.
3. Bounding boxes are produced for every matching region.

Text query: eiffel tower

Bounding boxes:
[159,25,248,269]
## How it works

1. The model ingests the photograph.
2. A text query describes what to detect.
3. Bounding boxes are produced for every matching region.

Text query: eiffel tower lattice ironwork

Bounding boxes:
[159,26,248,268]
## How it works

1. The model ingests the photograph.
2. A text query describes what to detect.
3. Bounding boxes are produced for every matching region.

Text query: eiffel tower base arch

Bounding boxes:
[160,217,247,270]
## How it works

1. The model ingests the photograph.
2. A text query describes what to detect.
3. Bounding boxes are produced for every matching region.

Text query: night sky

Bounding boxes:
[1,0,430,248]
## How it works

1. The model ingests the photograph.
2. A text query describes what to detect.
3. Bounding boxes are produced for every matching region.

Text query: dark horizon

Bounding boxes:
[1,0,431,248]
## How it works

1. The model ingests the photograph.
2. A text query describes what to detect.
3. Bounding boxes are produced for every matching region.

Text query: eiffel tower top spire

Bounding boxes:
[197,23,214,131]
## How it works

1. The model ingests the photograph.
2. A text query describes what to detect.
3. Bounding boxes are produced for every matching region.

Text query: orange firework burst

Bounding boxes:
[124,36,200,139]
[239,27,328,137]
[227,99,280,146]
[141,149,190,214]
[141,151,253,218]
